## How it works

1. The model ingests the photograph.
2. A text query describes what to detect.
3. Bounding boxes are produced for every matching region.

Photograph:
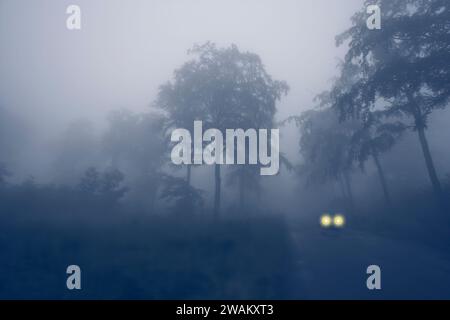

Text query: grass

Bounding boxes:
[0,212,297,300]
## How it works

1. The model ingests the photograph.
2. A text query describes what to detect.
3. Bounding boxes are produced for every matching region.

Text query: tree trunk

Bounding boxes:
[372,152,392,206]
[214,164,221,218]
[186,165,191,186]
[417,125,443,200]
[408,93,444,203]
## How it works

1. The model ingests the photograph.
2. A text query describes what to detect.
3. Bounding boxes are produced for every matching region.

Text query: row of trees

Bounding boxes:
[295,0,449,209]
[1,0,448,217]
[0,43,289,217]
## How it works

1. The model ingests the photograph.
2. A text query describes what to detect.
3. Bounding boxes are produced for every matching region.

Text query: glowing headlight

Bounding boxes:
[320,214,332,228]
[333,214,345,228]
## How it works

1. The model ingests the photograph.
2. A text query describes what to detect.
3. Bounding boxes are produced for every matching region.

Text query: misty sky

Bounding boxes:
[0,0,449,240]
[2,0,450,205]
[0,0,364,135]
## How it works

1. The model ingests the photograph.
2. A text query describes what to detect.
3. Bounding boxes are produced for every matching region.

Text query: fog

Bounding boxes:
[1,0,450,299]
[0,0,361,177]
[1,0,361,118]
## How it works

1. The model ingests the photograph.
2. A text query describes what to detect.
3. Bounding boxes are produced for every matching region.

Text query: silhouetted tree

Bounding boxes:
[157,42,288,217]
[79,167,128,205]
[296,108,356,208]
[159,174,204,215]
[316,58,406,206]
[156,63,207,186]
[334,0,450,201]
[349,113,405,205]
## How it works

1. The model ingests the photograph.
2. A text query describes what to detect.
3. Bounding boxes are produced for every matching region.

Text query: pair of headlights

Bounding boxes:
[320,214,345,228]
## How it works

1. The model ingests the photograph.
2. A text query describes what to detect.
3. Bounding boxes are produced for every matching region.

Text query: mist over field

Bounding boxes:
[0,0,450,299]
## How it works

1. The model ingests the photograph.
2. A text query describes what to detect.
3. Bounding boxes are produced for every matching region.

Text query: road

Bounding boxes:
[290,225,450,299]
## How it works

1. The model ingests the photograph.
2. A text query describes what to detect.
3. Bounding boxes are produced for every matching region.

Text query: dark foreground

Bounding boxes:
[1,205,450,299]
[0,214,297,300]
